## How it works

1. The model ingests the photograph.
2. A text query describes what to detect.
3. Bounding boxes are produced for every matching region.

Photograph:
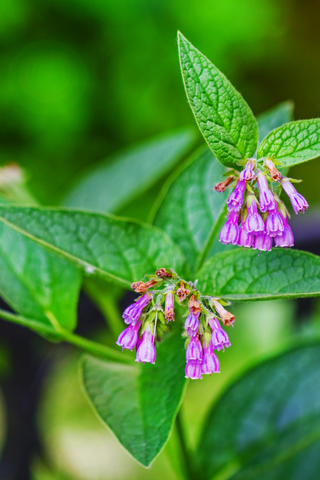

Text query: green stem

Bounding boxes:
[0,308,132,364]
[175,409,196,480]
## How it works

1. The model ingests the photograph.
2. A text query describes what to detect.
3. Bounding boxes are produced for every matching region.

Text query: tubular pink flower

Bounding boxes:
[184,312,200,337]
[220,211,239,245]
[239,158,256,181]
[253,232,273,252]
[116,320,142,351]
[202,341,220,374]
[256,173,275,213]
[136,326,156,364]
[185,360,202,380]
[165,291,175,323]
[209,318,231,350]
[274,213,294,248]
[282,178,308,214]
[227,180,246,212]
[122,294,151,325]
[237,221,254,248]
[244,196,264,233]
[265,202,284,237]
[186,336,203,362]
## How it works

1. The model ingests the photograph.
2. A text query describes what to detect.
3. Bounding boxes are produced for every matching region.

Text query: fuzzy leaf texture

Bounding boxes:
[198,249,320,300]
[81,332,186,467]
[257,101,294,145]
[64,127,197,213]
[257,119,320,167]
[0,222,81,331]
[0,206,185,287]
[178,32,258,168]
[197,344,320,480]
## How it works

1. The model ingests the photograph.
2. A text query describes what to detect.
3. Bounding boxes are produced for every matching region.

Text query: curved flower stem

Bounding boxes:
[175,409,197,480]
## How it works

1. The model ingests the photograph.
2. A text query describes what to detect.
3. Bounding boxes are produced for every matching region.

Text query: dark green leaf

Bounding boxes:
[81,331,186,467]
[64,127,197,213]
[197,344,320,480]
[178,32,258,168]
[197,249,320,301]
[0,206,185,287]
[257,101,294,145]
[257,119,320,167]
[152,146,229,275]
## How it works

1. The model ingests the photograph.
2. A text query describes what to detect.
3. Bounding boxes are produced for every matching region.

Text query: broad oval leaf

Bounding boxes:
[178,32,258,168]
[0,206,186,287]
[257,101,294,145]
[152,146,228,275]
[81,331,186,467]
[197,344,320,480]
[197,248,320,301]
[257,119,320,167]
[0,221,81,331]
[64,127,197,213]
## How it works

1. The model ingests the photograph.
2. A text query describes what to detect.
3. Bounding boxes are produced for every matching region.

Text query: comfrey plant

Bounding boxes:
[116,268,234,379]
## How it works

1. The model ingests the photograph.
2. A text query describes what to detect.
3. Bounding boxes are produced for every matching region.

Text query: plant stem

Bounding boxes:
[175,409,196,480]
[0,308,132,364]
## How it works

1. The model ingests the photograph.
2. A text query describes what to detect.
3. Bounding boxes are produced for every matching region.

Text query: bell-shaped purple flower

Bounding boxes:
[209,318,231,351]
[123,293,151,325]
[265,202,284,237]
[256,173,275,213]
[185,312,200,337]
[253,232,273,252]
[186,336,203,361]
[220,211,240,245]
[185,360,202,380]
[136,326,156,364]
[116,320,142,351]
[274,213,294,248]
[244,195,264,233]
[282,178,308,214]
[237,221,254,248]
[227,180,246,212]
[202,341,220,374]
[239,158,256,181]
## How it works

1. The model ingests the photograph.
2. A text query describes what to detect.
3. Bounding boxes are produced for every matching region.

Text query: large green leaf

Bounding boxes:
[257,119,320,167]
[178,32,258,169]
[197,249,320,301]
[81,331,186,467]
[257,101,294,145]
[0,206,185,287]
[152,146,228,275]
[196,344,320,480]
[64,127,197,213]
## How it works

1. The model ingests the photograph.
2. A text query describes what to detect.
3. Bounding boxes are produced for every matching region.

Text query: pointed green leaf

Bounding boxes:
[197,344,320,480]
[152,146,229,274]
[0,206,185,287]
[178,32,258,169]
[257,101,294,145]
[64,127,197,213]
[257,119,320,167]
[0,222,81,330]
[81,332,186,467]
[197,249,320,301]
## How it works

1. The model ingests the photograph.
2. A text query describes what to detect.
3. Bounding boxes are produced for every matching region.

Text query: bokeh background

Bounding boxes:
[0,0,320,478]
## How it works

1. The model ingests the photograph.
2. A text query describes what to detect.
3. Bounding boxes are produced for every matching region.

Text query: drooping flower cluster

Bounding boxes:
[116,268,235,380]
[215,158,308,251]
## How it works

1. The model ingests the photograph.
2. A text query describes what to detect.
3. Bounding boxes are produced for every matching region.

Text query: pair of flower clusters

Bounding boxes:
[215,158,309,251]
[116,268,235,380]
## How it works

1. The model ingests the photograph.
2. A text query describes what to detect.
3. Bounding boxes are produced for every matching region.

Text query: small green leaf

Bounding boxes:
[257,101,294,145]
[197,249,320,301]
[178,32,258,168]
[81,331,186,467]
[257,119,320,167]
[64,127,197,213]
[196,344,320,480]
[0,222,81,330]
[0,206,186,287]
[152,146,229,274]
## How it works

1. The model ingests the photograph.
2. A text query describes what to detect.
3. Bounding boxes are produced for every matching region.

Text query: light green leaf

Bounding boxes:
[0,206,186,287]
[152,146,229,275]
[0,222,81,331]
[257,119,320,167]
[64,127,197,213]
[197,249,320,301]
[257,101,294,145]
[178,32,258,169]
[196,344,320,480]
[81,331,186,467]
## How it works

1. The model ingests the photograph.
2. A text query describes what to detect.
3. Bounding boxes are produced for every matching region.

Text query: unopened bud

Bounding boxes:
[131,279,157,293]
[165,291,175,322]
[188,294,202,315]
[214,175,235,193]
[212,300,235,326]
[155,268,173,278]
[265,159,282,183]
[176,282,190,302]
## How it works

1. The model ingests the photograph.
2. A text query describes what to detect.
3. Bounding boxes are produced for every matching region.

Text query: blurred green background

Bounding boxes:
[1,0,320,478]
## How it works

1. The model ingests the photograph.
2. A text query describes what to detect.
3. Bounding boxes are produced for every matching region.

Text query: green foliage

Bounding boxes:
[81,331,186,467]
[178,32,258,168]
[257,119,320,167]
[64,128,197,213]
[198,249,320,301]
[196,343,320,480]
[257,101,294,144]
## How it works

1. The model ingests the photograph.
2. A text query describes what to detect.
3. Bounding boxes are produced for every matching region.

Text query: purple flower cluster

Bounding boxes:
[218,159,308,251]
